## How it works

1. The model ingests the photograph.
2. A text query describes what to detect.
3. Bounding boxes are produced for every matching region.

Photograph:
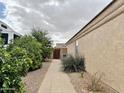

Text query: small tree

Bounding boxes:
[31,28,53,60]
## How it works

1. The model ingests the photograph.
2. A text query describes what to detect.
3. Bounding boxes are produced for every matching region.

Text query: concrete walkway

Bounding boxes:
[38,60,77,93]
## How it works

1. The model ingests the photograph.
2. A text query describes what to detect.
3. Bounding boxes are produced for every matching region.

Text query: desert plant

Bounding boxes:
[87,73,104,92]
[61,55,85,72]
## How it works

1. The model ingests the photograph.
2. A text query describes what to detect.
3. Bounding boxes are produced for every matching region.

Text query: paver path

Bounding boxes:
[38,59,77,93]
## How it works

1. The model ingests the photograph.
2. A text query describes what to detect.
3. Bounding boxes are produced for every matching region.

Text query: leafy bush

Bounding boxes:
[7,35,43,71]
[0,28,52,93]
[31,28,53,60]
[0,48,27,93]
[9,47,32,76]
[0,28,53,93]
[61,55,86,72]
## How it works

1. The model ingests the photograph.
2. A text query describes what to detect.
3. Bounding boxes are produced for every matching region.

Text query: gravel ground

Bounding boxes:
[68,72,118,93]
[68,72,90,93]
[23,62,51,93]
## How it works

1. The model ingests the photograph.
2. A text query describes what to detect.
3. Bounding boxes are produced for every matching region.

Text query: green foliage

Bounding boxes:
[7,35,43,70]
[0,28,53,93]
[9,47,32,76]
[61,55,86,72]
[0,48,27,93]
[31,28,53,60]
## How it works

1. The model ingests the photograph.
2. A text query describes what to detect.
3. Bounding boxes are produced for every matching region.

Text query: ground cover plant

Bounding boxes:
[61,55,86,72]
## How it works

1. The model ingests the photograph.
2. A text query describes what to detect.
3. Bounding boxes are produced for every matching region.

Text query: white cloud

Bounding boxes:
[0,0,112,43]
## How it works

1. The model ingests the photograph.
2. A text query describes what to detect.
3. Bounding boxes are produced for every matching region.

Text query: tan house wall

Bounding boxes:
[66,1,124,93]
[60,48,67,59]
[67,42,75,56]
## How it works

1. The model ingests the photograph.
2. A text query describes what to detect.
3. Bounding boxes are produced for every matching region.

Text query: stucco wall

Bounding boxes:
[60,48,67,59]
[67,3,124,93]
[67,42,75,56]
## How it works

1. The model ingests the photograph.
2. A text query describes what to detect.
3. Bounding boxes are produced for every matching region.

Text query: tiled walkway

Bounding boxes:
[38,60,77,93]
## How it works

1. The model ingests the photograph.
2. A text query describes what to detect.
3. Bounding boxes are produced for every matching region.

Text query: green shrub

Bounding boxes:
[61,55,86,72]
[31,28,53,60]
[0,48,26,93]
[7,35,43,71]
[9,47,32,76]
[0,29,52,93]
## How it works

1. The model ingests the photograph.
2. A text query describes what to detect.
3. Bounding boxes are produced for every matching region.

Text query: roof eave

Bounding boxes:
[66,0,115,45]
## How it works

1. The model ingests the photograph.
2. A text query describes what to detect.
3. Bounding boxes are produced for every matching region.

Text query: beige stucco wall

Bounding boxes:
[67,1,124,93]
[60,48,67,59]
[67,42,75,56]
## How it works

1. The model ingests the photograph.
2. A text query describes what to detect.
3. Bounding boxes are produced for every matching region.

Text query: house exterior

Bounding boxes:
[0,20,21,45]
[52,43,67,59]
[66,0,124,93]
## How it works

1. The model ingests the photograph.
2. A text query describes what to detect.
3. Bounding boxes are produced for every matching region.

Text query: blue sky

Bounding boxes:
[0,2,6,19]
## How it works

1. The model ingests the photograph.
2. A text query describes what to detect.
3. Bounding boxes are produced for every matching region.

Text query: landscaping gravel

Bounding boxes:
[68,72,119,93]
[23,62,51,93]
[68,72,90,93]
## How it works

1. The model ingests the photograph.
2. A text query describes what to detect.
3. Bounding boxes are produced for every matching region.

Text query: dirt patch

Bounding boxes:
[68,72,119,93]
[23,62,51,93]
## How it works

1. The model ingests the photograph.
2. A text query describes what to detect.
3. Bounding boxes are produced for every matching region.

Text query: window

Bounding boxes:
[1,33,8,44]
[1,24,7,29]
